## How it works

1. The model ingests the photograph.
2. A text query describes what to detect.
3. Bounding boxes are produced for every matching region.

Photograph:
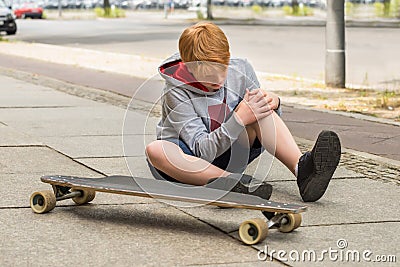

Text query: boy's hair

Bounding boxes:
[179,22,230,66]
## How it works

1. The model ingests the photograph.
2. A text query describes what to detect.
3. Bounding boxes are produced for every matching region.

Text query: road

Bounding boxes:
[7,13,400,89]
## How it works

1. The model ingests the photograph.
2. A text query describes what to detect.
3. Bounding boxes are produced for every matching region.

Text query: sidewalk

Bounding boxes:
[0,42,399,265]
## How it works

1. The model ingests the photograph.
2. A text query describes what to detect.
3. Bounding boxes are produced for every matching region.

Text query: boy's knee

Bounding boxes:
[145,140,164,162]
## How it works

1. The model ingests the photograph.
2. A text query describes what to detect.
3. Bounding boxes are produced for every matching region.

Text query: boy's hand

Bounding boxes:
[248,89,280,111]
[234,89,274,126]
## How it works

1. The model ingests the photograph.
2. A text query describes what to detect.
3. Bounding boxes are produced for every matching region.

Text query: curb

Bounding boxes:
[212,18,400,28]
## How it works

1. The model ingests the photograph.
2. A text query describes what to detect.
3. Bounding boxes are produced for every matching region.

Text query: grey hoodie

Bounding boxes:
[156,53,280,163]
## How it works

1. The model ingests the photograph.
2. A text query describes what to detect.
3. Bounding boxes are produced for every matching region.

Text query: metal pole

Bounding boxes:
[325,0,345,88]
[58,0,62,18]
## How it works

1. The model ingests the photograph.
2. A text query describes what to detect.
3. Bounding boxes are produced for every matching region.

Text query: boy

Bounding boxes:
[146,22,341,202]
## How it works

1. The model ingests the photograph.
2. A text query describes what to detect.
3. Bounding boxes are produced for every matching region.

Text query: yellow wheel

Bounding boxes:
[293,213,302,229]
[278,213,302,233]
[30,190,56,214]
[71,189,96,205]
[239,218,268,245]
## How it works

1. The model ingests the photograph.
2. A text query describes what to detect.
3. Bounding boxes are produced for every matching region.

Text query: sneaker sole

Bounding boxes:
[301,130,341,202]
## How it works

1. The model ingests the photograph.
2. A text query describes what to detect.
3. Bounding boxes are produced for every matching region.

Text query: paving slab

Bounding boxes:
[270,178,400,225]
[0,75,99,107]
[198,261,282,266]
[0,105,159,138]
[0,124,42,146]
[247,222,400,266]
[76,156,153,178]
[0,105,125,122]
[0,146,100,175]
[0,107,124,137]
[224,223,400,266]
[0,204,265,266]
[41,135,147,158]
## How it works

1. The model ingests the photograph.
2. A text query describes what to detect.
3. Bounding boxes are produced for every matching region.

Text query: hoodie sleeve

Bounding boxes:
[161,88,245,162]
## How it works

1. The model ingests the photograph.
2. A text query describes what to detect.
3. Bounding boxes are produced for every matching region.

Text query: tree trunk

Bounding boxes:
[383,0,390,17]
[292,0,299,15]
[207,0,214,20]
[104,0,111,16]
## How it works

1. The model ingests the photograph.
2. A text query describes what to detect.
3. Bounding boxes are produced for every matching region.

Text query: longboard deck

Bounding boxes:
[41,175,307,214]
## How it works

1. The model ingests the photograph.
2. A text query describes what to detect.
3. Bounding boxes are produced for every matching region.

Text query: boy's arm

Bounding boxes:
[243,59,282,116]
[162,88,245,162]
[253,89,282,116]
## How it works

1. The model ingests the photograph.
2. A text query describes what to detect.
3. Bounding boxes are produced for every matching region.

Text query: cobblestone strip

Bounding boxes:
[2,68,399,186]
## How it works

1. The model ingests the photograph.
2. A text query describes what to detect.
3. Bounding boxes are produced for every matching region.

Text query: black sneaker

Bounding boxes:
[206,173,273,200]
[297,130,341,202]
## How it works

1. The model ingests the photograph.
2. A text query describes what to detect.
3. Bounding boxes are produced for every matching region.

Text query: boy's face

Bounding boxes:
[188,62,228,91]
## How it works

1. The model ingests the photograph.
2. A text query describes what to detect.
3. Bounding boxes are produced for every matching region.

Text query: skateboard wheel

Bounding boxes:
[30,190,56,214]
[293,213,302,229]
[239,218,268,245]
[278,213,302,233]
[71,189,96,205]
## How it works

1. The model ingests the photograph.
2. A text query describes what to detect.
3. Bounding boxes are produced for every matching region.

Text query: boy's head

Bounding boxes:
[179,22,230,66]
[179,22,230,90]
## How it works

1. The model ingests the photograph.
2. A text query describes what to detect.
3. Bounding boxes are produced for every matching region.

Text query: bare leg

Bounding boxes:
[146,140,230,185]
[251,112,302,175]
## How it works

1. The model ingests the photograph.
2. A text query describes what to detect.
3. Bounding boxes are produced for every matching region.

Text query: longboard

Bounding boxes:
[30,175,307,245]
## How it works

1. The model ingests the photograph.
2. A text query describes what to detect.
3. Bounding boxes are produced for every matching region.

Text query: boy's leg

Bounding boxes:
[146,140,230,185]
[250,112,341,202]
[250,112,302,174]
[146,140,273,200]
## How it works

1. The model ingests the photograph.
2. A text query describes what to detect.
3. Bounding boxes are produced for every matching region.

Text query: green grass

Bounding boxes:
[94,7,126,18]
[282,4,314,16]
[375,90,400,108]
[345,2,354,16]
[350,110,378,117]
[358,89,370,97]
[196,10,204,20]
[251,4,263,14]
[373,0,400,18]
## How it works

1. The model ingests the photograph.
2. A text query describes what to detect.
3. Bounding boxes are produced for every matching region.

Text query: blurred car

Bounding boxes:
[14,2,43,19]
[0,0,16,35]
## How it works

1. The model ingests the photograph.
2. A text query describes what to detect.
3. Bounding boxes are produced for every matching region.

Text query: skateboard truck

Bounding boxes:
[30,185,96,214]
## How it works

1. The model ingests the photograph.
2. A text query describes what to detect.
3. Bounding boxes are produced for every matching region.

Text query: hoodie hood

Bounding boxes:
[158,53,221,96]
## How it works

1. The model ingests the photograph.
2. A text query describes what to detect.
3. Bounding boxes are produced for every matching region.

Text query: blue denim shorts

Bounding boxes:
[147,138,263,183]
